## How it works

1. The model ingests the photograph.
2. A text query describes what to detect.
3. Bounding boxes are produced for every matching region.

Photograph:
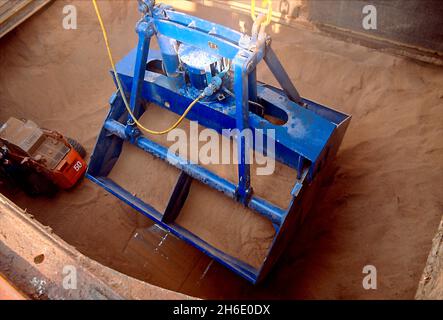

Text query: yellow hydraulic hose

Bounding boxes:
[251,0,273,26]
[92,0,203,135]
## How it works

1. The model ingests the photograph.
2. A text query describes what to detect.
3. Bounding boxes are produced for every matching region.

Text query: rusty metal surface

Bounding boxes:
[204,0,443,65]
[416,217,443,300]
[0,193,194,300]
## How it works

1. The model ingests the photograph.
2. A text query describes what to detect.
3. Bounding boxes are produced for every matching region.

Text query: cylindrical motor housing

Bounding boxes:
[178,44,224,91]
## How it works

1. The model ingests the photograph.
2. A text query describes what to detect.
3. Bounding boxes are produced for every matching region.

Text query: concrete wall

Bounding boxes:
[0,193,191,300]
[308,0,443,53]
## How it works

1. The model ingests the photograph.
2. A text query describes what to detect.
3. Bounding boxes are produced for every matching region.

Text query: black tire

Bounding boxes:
[23,171,58,197]
[67,137,86,158]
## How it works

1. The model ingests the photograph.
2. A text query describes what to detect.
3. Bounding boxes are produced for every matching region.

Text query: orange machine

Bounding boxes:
[0,117,86,195]
[0,274,26,300]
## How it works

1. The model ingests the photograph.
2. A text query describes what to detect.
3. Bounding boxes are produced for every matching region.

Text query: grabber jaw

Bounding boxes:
[87,5,351,284]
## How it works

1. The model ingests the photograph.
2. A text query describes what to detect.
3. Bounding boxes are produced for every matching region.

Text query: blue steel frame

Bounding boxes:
[87,3,351,283]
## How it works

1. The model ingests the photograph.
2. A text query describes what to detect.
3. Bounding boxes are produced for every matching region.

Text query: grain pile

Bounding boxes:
[0,0,442,299]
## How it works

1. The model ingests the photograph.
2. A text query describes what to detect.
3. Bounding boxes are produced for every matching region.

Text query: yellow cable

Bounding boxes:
[92,0,203,135]
[251,0,273,26]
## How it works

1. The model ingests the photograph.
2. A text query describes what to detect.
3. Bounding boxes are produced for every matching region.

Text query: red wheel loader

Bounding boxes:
[0,117,87,196]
